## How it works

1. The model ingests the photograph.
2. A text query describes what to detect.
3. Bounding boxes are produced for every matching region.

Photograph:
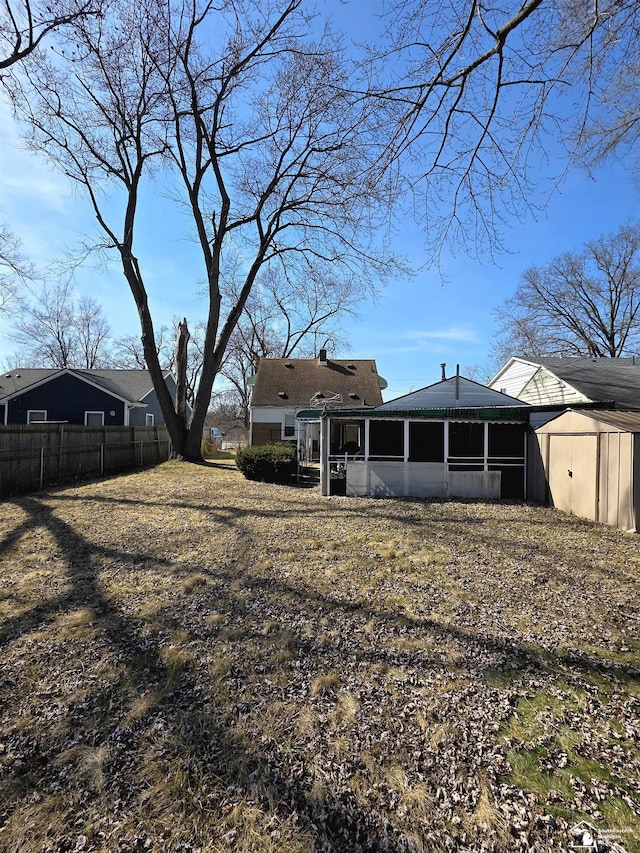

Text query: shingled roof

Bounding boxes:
[0,368,168,404]
[533,357,640,409]
[251,356,385,408]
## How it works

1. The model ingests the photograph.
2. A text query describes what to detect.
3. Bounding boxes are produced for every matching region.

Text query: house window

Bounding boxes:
[145,413,155,427]
[284,414,295,438]
[409,421,444,462]
[369,419,404,457]
[85,411,104,426]
[27,410,47,423]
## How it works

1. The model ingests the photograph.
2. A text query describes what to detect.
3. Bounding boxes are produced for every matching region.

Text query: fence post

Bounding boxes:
[40,446,44,490]
[100,443,104,476]
[58,425,65,479]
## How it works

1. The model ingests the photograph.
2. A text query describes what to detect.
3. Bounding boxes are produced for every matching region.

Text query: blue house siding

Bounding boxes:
[129,379,175,426]
[7,374,125,425]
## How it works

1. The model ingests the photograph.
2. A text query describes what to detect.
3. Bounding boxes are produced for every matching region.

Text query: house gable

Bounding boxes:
[491,356,640,409]
[6,372,127,425]
[518,365,590,407]
[489,357,541,398]
[0,368,180,427]
[378,375,526,411]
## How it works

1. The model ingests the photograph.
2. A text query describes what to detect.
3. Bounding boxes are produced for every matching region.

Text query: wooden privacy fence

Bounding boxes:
[0,424,171,498]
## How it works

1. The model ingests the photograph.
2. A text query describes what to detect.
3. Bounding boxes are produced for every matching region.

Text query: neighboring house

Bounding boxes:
[490,357,640,424]
[531,408,640,533]
[0,368,181,426]
[250,350,386,459]
[316,371,530,499]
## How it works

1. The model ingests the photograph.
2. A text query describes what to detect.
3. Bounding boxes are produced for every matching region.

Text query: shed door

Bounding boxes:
[547,434,598,521]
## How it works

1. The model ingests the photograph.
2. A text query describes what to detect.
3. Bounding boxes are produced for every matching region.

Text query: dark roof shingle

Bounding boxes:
[0,368,163,403]
[535,357,640,409]
[251,358,384,407]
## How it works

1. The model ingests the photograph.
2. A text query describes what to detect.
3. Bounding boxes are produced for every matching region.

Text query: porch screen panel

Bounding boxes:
[369,420,404,457]
[488,422,526,499]
[488,422,525,457]
[409,422,444,462]
[448,422,484,459]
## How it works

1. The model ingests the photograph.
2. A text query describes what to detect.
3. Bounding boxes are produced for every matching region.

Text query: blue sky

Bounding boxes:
[1,1,639,402]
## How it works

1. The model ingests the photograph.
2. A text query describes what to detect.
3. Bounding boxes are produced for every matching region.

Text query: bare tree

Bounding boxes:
[208,388,242,424]
[0,222,33,311]
[14,279,111,367]
[492,222,640,363]
[0,0,101,69]
[9,0,394,459]
[111,326,173,371]
[368,0,640,254]
[219,267,358,425]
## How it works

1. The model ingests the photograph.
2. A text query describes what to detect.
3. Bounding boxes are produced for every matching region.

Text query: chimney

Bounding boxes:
[319,348,327,365]
[440,362,446,381]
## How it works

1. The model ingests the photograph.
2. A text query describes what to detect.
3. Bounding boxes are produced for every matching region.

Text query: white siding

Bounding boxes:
[489,360,539,399]
[519,367,589,406]
[251,405,299,441]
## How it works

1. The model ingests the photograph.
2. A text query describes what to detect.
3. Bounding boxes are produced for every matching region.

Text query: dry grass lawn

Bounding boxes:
[0,458,639,852]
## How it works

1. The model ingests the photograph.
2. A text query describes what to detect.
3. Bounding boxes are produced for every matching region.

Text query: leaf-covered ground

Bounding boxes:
[0,459,639,852]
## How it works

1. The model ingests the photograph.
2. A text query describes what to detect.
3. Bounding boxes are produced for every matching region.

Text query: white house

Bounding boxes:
[490,357,640,426]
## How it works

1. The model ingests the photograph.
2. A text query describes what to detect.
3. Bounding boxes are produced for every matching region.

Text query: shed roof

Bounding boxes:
[538,408,640,433]
[251,357,384,408]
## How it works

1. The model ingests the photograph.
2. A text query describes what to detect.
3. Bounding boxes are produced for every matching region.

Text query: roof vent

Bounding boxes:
[319,348,327,365]
[349,392,359,399]
[285,362,294,369]
[278,391,287,399]
[348,364,356,370]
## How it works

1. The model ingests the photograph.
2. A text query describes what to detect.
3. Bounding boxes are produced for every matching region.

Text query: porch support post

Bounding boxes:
[321,415,330,496]
[364,419,370,461]
[484,422,489,470]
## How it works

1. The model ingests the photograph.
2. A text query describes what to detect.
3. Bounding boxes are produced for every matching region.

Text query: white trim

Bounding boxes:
[84,410,105,426]
[145,413,155,426]
[27,409,48,423]
[488,356,540,388]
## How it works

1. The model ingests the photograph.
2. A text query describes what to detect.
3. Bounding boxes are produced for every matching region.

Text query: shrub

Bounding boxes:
[235,442,297,483]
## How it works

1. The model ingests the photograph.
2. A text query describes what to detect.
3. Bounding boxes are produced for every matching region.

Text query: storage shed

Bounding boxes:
[532,409,640,532]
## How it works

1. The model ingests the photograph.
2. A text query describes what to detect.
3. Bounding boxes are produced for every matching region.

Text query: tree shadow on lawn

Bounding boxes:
[1,491,637,851]
[0,494,439,852]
